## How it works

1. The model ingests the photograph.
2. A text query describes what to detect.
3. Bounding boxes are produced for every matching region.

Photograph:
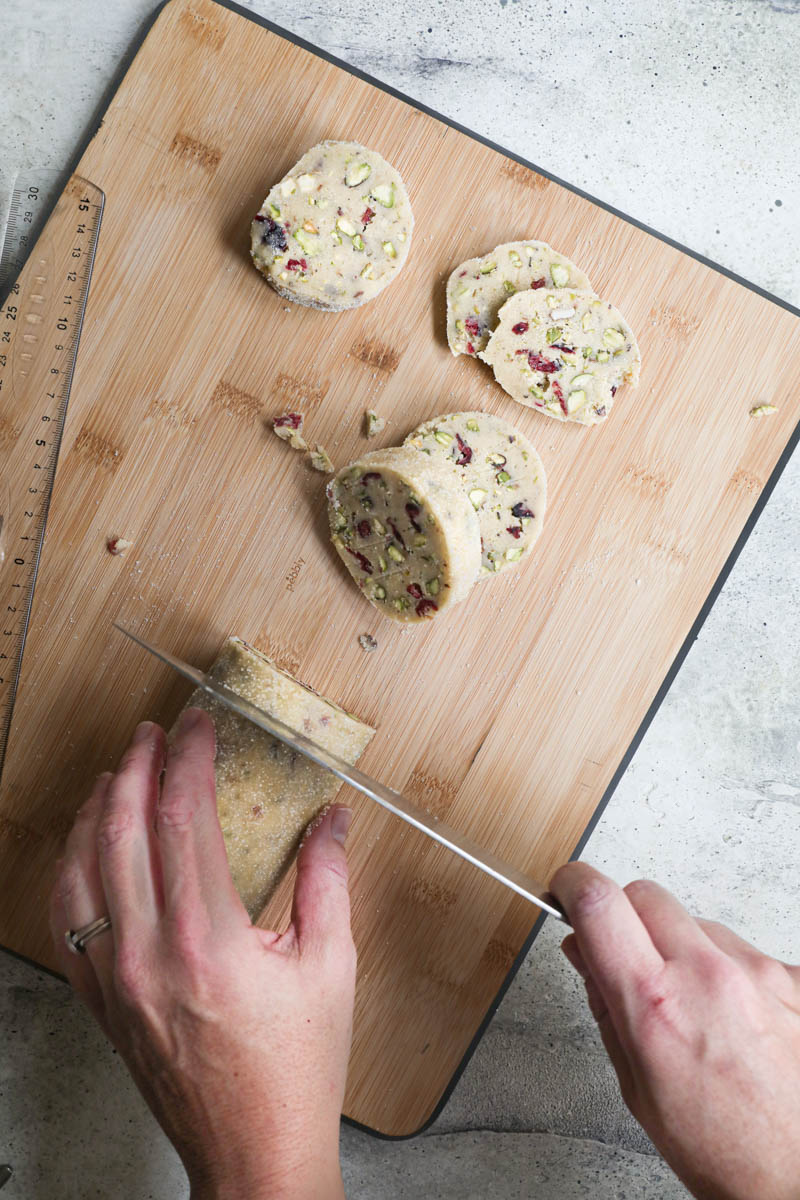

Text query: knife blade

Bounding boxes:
[114,624,567,923]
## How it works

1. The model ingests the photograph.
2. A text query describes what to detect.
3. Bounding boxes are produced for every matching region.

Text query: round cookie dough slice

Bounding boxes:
[481,288,640,424]
[405,411,547,578]
[327,446,481,622]
[446,241,591,357]
[251,140,413,311]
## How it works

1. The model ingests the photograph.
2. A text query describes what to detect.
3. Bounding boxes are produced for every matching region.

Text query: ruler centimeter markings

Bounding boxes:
[0,175,104,778]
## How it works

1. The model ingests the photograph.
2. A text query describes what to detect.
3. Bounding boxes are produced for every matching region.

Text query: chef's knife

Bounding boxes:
[115,624,568,923]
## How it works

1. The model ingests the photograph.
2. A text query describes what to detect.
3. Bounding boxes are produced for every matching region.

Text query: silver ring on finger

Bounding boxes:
[65,915,112,955]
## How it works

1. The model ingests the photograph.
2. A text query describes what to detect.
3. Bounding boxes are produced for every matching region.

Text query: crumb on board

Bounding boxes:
[749,404,778,418]
[309,444,334,473]
[272,411,308,451]
[107,536,133,556]
[364,409,386,438]
[358,633,378,652]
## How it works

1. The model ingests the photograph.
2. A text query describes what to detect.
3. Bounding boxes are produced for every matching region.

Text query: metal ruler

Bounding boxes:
[0,174,103,776]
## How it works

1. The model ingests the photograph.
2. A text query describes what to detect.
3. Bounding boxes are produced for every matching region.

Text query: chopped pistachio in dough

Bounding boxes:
[446,241,592,357]
[406,411,547,578]
[177,638,374,918]
[309,445,334,473]
[251,140,413,311]
[327,445,481,623]
[481,288,641,424]
[272,411,308,451]
[365,409,386,438]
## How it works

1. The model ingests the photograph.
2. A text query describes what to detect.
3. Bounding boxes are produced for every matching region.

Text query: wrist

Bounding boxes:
[189,1140,344,1200]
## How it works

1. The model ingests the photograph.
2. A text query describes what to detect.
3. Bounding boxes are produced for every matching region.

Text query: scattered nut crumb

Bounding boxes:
[749,404,778,418]
[358,633,378,652]
[309,444,334,473]
[364,409,385,438]
[107,536,132,556]
[272,411,308,451]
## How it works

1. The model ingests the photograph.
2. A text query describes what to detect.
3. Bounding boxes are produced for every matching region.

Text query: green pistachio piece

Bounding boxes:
[297,173,316,192]
[352,234,365,251]
[383,241,397,258]
[603,328,626,349]
[378,555,387,571]
[361,263,374,278]
[373,584,387,600]
[502,280,515,294]
[268,202,280,218]
[496,470,511,484]
[509,250,522,267]
[469,488,488,509]
[280,178,297,197]
[567,389,587,412]
[466,419,480,432]
[336,216,357,236]
[345,162,372,186]
[581,311,593,332]
[550,263,569,287]
[434,430,454,445]
[387,544,405,563]
[597,349,610,362]
[570,373,594,387]
[294,228,320,255]
[480,261,497,275]
[505,547,523,561]
[413,533,427,547]
[546,327,561,344]
[455,319,465,334]
[372,517,386,534]
[371,183,395,207]
[426,578,440,596]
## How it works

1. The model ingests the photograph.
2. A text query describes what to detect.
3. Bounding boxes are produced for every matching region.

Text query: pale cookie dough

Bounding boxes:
[251,140,413,311]
[327,445,481,622]
[446,241,591,357]
[481,288,640,424]
[405,411,547,578]
[177,637,374,918]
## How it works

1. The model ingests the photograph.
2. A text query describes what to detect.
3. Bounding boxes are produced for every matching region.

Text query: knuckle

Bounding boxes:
[113,949,149,1007]
[97,808,136,854]
[570,874,617,918]
[157,794,195,831]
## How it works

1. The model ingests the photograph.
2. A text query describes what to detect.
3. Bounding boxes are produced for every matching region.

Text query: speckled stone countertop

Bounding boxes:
[1,1,798,1196]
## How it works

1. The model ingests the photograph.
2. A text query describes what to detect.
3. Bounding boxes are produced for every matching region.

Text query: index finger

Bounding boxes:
[549,862,664,1015]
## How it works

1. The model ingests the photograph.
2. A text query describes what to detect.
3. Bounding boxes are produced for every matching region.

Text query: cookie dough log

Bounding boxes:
[178,637,374,918]
[405,411,547,578]
[327,446,481,622]
[446,241,591,357]
[250,140,413,311]
[481,288,641,424]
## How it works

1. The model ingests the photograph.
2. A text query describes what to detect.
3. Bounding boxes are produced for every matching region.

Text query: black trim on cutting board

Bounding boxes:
[2,0,798,1142]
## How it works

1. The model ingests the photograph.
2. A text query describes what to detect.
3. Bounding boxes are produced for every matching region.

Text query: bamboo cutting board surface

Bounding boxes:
[2,0,799,1136]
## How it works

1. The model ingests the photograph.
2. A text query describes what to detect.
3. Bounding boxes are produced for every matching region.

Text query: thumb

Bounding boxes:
[291,805,354,961]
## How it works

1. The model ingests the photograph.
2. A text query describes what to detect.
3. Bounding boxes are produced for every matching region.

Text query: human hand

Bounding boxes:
[550,863,800,1200]
[50,709,356,1200]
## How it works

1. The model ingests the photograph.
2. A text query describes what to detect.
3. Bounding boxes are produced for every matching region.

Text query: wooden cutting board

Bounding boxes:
[1,0,798,1136]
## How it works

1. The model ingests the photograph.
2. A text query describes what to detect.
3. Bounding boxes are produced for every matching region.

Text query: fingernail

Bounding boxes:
[330,806,353,845]
[133,721,155,745]
[178,707,203,733]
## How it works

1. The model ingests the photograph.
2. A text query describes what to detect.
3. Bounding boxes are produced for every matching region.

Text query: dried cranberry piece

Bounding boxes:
[550,343,575,354]
[388,519,406,549]
[361,471,381,483]
[464,316,480,338]
[361,206,375,225]
[455,434,473,466]
[415,598,438,618]
[357,520,371,538]
[405,503,422,532]
[286,258,308,272]
[506,525,522,539]
[466,342,475,354]
[458,270,467,277]
[611,385,618,396]
[527,352,559,373]
[258,216,288,253]
[511,502,535,520]
[551,378,568,415]
[273,412,303,429]
[407,583,423,599]
[254,213,266,222]
[512,321,529,335]
[531,277,546,289]
[345,547,373,574]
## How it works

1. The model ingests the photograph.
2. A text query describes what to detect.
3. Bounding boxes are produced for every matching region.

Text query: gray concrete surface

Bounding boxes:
[1,0,798,1196]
